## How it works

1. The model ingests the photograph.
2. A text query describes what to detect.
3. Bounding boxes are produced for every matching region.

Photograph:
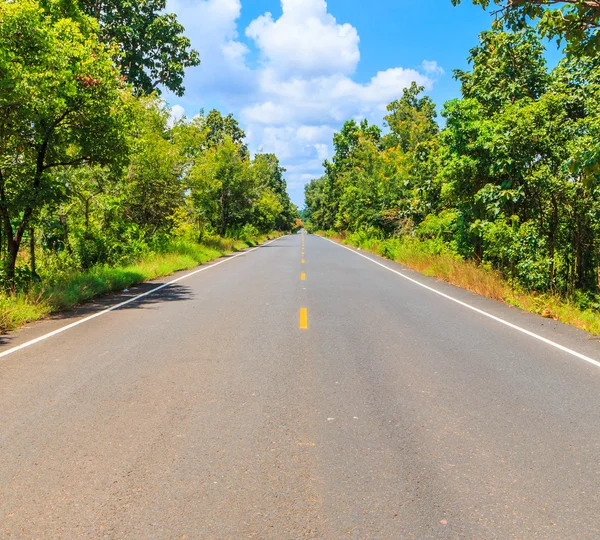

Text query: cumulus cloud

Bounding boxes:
[241,67,431,127]
[246,0,360,78]
[165,0,255,100]
[165,0,443,204]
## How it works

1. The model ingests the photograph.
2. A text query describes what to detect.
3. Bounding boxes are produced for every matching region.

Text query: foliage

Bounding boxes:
[0,0,297,326]
[453,0,600,57]
[305,27,600,311]
[0,0,129,281]
[78,0,200,96]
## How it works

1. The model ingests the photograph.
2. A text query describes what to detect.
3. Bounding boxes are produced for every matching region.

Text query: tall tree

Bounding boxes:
[189,137,253,236]
[124,97,185,234]
[77,0,200,96]
[384,82,438,153]
[204,110,248,156]
[0,0,129,281]
[454,28,549,113]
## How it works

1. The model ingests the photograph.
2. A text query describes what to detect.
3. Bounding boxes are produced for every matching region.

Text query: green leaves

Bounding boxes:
[305,22,600,295]
[0,0,129,278]
[78,0,199,96]
[454,28,549,114]
[453,1,600,58]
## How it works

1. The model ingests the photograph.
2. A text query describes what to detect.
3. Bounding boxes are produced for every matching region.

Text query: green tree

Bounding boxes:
[123,97,185,235]
[452,0,600,57]
[252,154,297,231]
[78,0,199,96]
[189,137,253,236]
[0,0,129,281]
[204,110,249,156]
[384,82,438,152]
[454,28,549,113]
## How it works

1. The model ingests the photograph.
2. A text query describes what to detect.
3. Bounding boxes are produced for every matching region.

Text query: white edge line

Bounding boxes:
[321,235,600,370]
[0,236,287,360]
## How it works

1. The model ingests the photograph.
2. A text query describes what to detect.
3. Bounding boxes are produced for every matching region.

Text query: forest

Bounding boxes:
[0,0,297,329]
[304,1,600,320]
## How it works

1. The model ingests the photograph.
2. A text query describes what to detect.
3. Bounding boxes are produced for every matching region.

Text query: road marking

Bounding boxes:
[322,236,600,370]
[0,236,287,361]
[300,308,308,329]
[302,259,305,264]
[301,273,306,281]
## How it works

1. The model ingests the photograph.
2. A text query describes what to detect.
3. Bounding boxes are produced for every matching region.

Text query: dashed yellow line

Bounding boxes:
[301,259,305,264]
[301,272,306,281]
[299,308,308,329]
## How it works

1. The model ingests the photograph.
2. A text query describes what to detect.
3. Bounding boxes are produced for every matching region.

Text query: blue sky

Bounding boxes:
[163,0,560,207]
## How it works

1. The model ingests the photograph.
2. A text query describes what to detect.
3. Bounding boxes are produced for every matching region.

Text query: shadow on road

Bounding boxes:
[0,282,195,348]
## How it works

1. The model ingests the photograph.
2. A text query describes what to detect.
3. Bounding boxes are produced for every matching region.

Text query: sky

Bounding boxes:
[162,0,559,207]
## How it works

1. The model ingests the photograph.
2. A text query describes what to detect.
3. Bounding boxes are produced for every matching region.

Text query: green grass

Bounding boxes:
[320,230,600,337]
[0,232,282,333]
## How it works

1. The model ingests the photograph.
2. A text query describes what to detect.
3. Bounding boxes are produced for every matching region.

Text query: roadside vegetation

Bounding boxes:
[305,1,600,335]
[0,0,298,332]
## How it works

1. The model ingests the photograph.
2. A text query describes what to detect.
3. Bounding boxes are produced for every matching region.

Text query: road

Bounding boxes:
[2,232,600,538]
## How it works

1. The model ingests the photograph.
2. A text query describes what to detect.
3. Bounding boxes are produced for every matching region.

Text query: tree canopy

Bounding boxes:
[0,0,296,289]
[78,0,200,96]
[305,27,600,299]
[453,0,600,56]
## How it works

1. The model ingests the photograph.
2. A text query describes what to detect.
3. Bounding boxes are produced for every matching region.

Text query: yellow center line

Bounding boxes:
[301,272,306,281]
[299,308,308,329]
[302,259,305,264]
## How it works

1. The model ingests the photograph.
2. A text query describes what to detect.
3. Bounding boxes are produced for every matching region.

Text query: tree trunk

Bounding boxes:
[30,226,36,278]
[6,237,18,287]
[576,219,583,289]
[3,213,32,287]
[549,195,559,291]
[549,233,555,290]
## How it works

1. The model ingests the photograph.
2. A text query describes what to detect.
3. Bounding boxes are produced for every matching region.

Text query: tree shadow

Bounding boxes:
[0,282,195,347]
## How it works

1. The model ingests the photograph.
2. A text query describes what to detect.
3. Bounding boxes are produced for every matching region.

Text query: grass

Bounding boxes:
[0,232,281,333]
[320,230,600,337]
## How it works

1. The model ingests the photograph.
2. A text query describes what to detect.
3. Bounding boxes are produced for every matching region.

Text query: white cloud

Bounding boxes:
[422,60,445,76]
[167,104,186,127]
[165,0,442,205]
[165,0,255,100]
[246,0,359,78]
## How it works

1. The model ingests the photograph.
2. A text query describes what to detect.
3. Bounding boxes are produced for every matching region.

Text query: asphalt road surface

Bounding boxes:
[2,232,600,538]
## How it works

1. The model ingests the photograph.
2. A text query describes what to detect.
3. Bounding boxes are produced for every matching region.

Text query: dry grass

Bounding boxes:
[321,230,600,337]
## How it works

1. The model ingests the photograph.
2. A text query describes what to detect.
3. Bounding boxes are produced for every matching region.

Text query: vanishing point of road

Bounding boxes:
[2,232,600,538]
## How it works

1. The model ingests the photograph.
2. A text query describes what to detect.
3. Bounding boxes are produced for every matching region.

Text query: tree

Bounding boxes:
[0,0,129,282]
[384,82,438,153]
[452,0,600,57]
[454,29,549,113]
[77,0,200,96]
[189,137,253,236]
[123,97,185,235]
[252,154,297,231]
[204,110,249,156]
